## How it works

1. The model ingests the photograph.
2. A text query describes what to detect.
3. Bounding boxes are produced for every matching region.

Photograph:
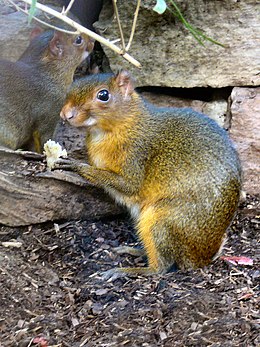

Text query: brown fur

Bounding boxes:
[57,71,242,275]
[0,29,94,152]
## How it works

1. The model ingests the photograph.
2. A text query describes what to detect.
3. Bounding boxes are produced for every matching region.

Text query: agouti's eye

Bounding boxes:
[97,89,110,102]
[74,35,83,45]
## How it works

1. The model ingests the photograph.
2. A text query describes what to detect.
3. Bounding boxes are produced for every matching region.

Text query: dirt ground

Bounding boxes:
[0,195,259,347]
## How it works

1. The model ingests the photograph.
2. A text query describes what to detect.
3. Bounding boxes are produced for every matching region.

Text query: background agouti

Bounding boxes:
[55,71,242,276]
[0,28,94,152]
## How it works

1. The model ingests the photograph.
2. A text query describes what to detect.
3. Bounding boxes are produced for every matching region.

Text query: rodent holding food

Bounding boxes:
[0,28,94,152]
[56,70,242,276]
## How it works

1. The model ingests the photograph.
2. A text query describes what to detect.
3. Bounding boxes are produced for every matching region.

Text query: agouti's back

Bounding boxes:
[141,105,240,195]
[134,106,241,268]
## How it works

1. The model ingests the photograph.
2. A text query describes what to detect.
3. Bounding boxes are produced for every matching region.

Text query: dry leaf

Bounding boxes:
[221,256,254,266]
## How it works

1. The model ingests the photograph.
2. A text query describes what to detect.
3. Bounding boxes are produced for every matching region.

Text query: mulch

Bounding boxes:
[0,195,259,347]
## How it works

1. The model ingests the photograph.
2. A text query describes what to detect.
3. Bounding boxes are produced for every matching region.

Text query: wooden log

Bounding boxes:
[0,148,121,226]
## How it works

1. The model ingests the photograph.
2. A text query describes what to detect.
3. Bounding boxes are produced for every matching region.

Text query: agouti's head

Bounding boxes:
[60,71,140,131]
[19,28,94,71]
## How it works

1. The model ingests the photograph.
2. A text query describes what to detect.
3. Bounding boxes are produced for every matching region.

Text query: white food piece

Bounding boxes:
[43,139,67,170]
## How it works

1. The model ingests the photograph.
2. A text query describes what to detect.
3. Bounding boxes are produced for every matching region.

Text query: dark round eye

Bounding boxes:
[74,35,83,45]
[97,89,110,102]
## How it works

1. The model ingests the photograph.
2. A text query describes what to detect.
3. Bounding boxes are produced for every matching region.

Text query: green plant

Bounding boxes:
[153,0,225,47]
[28,0,37,23]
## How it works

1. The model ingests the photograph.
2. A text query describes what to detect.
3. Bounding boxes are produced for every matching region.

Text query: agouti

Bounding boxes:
[55,71,242,276]
[0,28,94,152]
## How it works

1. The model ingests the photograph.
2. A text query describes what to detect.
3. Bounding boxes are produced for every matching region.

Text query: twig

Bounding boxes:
[62,0,76,16]
[126,0,141,51]
[112,0,126,53]
[7,0,141,68]
[28,15,78,34]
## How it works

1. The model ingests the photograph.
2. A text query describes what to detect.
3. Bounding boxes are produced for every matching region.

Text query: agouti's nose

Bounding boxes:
[60,106,77,121]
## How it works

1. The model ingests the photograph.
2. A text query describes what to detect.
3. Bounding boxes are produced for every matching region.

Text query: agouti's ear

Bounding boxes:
[49,31,64,58]
[115,70,135,99]
[30,27,44,41]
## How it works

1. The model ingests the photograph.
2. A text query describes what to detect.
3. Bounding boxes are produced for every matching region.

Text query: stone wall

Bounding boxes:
[97,0,260,88]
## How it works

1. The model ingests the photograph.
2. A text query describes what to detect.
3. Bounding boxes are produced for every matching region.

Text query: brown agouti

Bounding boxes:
[0,28,94,152]
[55,71,242,276]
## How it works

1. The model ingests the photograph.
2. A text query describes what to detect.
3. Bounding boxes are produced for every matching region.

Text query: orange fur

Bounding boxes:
[58,71,242,276]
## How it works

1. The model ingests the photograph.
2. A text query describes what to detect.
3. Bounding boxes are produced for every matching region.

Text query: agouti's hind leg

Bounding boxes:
[136,205,173,273]
[102,206,171,280]
[101,242,159,280]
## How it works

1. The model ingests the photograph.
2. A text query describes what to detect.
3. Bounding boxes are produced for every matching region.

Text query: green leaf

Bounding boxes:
[28,0,37,24]
[153,0,167,14]
[167,0,225,47]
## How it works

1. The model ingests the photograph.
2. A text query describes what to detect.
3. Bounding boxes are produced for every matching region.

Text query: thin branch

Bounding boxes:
[110,39,121,44]
[28,14,78,34]
[125,0,141,51]
[62,0,76,16]
[7,0,141,68]
[112,0,126,53]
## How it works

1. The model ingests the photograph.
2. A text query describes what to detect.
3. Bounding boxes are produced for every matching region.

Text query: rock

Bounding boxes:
[0,2,34,62]
[140,91,227,128]
[96,0,260,88]
[230,87,260,195]
[0,0,70,62]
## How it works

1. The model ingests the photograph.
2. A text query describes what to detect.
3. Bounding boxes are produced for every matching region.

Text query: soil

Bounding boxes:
[0,195,259,347]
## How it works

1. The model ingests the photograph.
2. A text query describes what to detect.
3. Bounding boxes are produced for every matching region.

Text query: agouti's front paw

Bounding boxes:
[52,158,77,171]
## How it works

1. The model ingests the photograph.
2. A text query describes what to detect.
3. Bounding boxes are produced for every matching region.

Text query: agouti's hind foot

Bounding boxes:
[100,268,128,281]
[101,266,159,281]
[113,246,145,257]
